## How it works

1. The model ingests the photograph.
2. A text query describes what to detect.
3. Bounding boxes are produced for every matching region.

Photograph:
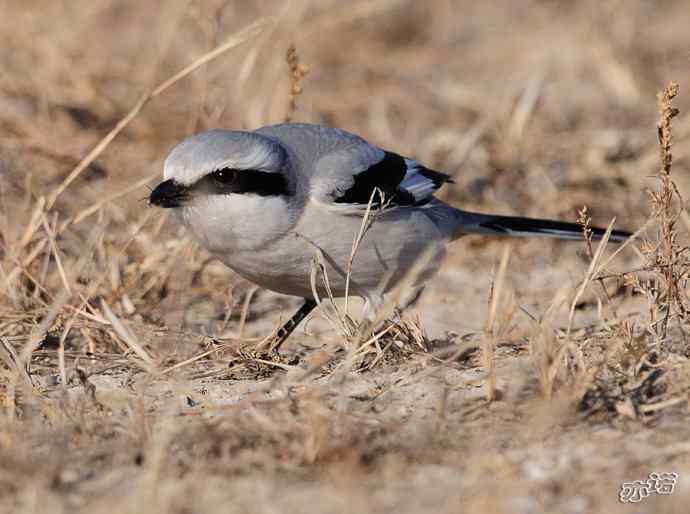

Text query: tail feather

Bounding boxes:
[456,211,631,243]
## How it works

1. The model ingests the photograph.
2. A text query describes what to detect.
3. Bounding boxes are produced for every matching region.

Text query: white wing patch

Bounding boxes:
[401,159,442,202]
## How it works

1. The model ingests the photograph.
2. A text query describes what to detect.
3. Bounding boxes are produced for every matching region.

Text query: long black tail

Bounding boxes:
[455,210,631,243]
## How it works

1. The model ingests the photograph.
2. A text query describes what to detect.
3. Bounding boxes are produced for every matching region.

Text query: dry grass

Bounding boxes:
[2,1,690,513]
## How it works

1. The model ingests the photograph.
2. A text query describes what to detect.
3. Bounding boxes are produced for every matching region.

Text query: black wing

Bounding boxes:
[332,151,452,208]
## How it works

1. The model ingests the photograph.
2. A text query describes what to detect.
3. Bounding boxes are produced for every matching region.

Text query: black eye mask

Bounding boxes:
[195,168,290,197]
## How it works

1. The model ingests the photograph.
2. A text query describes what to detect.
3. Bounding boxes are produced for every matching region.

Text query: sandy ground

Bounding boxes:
[2,1,690,513]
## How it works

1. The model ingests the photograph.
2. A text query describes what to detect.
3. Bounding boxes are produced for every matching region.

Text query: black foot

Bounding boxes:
[270,298,317,353]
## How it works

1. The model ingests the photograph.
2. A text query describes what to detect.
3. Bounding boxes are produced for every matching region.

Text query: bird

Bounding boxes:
[149,122,630,350]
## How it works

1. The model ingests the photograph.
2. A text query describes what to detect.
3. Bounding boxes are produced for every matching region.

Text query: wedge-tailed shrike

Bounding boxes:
[149,123,630,349]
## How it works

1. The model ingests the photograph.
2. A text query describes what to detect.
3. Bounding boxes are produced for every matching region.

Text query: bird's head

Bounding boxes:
[150,130,296,252]
[150,130,291,207]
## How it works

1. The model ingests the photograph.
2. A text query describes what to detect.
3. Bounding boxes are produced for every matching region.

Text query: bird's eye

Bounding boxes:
[212,169,237,185]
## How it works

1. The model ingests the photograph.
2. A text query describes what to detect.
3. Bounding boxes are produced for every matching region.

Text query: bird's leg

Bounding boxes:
[358,288,425,338]
[396,286,425,315]
[362,294,384,323]
[271,298,318,352]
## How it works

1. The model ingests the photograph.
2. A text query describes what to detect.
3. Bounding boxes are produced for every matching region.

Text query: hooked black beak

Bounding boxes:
[149,179,189,208]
